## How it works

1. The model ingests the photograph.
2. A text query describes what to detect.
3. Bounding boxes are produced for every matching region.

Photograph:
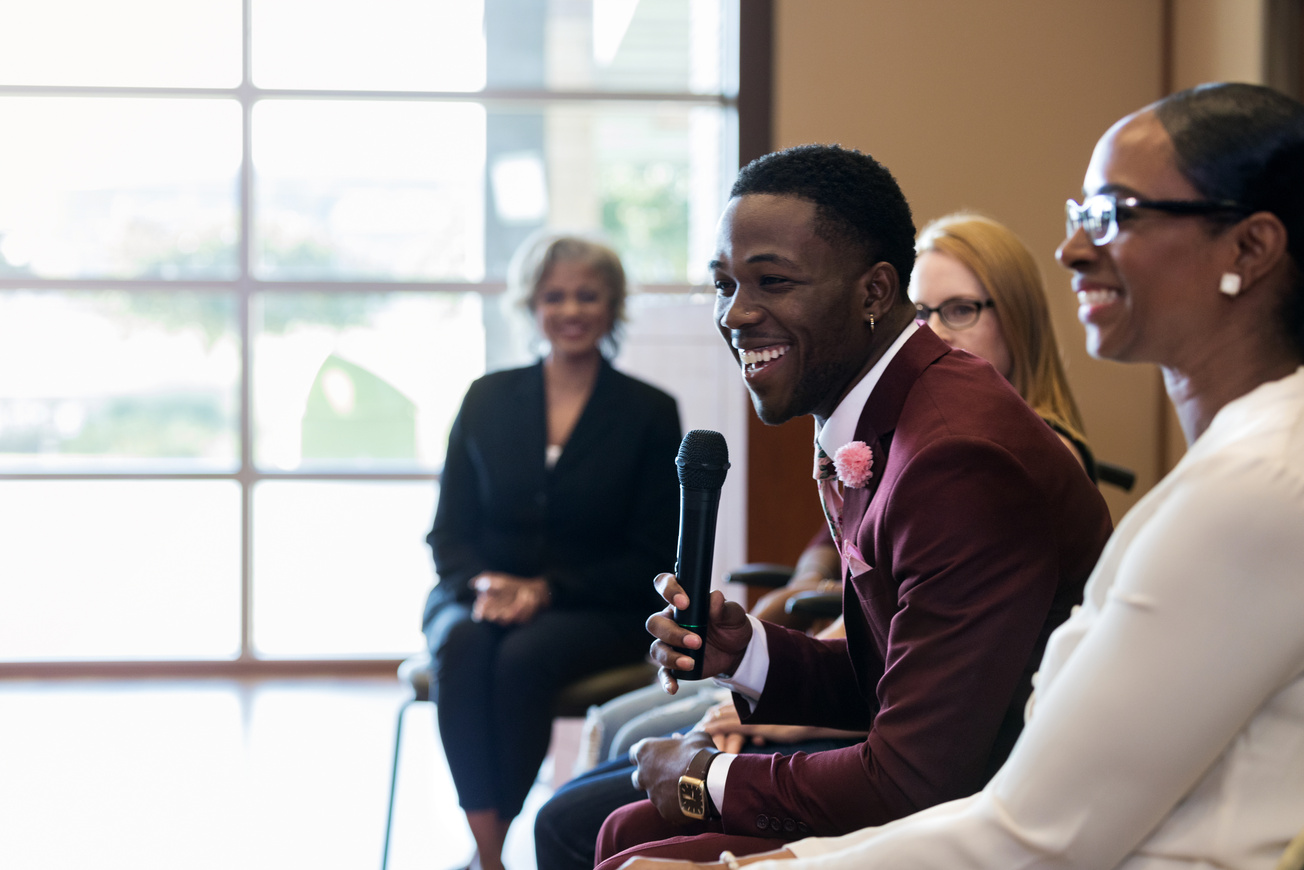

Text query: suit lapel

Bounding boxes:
[546,357,616,473]
[838,328,950,541]
[516,361,549,485]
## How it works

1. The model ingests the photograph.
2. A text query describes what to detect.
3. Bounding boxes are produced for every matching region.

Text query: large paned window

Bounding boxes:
[0,0,738,666]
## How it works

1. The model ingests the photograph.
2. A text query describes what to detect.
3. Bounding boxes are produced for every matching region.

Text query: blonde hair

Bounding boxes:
[916,213,1087,443]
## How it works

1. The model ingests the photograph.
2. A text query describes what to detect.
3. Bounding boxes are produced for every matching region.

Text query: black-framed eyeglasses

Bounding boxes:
[914,298,995,330]
[1065,193,1254,246]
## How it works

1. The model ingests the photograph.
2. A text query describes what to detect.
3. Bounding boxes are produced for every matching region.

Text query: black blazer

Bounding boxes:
[423,358,682,629]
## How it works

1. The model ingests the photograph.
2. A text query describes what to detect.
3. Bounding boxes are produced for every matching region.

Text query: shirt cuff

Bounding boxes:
[712,615,768,706]
[707,750,734,814]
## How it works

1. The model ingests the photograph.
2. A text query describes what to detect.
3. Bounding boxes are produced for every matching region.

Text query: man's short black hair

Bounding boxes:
[730,144,916,298]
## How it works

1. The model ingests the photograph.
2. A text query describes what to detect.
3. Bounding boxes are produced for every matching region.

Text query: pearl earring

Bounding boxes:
[1219,273,1242,297]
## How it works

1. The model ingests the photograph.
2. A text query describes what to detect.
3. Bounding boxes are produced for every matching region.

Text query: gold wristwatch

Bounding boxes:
[677,747,720,820]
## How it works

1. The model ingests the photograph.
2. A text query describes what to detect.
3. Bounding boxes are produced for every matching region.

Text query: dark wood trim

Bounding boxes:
[738,0,774,166]
[745,416,828,564]
[735,0,827,563]
[1265,0,1303,100]
[1160,0,1174,96]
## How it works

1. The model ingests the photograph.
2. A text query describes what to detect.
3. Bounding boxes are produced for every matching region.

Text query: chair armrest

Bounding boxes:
[397,652,434,702]
[723,563,796,589]
[1096,461,1136,492]
[784,590,842,619]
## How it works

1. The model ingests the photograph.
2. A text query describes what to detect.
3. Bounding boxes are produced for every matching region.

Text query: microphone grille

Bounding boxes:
[676,429,730,490]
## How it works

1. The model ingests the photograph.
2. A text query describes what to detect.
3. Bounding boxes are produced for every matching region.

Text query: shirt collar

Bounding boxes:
[1186,365,1304,459]
[816,320,918,455]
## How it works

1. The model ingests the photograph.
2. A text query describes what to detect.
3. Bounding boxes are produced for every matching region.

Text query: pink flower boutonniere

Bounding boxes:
[833,441,874,489]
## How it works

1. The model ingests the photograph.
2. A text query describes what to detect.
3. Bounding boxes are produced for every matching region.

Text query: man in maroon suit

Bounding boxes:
[592,144,1113,868]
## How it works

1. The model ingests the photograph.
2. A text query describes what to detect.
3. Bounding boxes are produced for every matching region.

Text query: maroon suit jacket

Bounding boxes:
[722,326,1113,838]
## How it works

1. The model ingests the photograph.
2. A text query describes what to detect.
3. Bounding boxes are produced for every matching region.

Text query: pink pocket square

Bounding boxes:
[842,542,871,577]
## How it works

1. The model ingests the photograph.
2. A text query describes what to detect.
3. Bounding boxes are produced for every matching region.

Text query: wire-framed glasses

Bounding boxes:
[914,298,995,330]
[1065,193,1253,246]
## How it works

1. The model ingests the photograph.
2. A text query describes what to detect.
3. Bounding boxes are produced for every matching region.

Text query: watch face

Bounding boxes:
[678,780,705,818]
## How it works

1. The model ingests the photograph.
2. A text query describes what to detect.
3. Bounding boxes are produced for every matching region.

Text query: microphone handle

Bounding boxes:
[671,486,721,681]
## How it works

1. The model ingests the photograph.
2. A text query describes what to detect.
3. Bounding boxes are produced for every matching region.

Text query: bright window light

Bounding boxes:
[0,0,737,665]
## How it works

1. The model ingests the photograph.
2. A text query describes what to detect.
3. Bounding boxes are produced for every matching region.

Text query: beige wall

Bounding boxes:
[1173,0,1268,91]
[770,0,1170,520]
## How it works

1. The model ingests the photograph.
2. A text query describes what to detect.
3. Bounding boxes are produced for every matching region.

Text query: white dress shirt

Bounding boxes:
[705,322,919,807]
[747,366,1304,870]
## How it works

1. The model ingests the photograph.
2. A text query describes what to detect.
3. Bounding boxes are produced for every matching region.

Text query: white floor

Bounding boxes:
[0,677,559,870]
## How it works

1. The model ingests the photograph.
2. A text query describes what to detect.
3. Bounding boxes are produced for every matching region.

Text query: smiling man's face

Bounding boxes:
[711,193,876,425]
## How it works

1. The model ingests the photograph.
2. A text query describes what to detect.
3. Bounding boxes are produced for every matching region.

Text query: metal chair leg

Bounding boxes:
[381,697,417,870]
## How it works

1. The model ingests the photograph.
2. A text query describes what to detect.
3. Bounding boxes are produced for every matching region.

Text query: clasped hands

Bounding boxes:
[470,571,549,624]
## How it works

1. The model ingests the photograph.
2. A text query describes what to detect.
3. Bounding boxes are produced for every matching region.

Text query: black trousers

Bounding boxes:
[424,602,651,819]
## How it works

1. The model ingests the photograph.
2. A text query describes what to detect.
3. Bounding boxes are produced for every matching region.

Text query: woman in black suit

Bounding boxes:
[424,234,682,870]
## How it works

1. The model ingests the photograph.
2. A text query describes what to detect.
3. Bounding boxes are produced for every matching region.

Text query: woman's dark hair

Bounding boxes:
[730,144,917,298]
[1155,82,1304,355]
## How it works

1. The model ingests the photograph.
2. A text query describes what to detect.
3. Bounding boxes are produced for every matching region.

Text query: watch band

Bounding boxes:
[686,746,719,781]
[686,747,720,818]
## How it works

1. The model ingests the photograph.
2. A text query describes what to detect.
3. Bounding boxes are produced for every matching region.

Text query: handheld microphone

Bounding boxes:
[670,429,730,681]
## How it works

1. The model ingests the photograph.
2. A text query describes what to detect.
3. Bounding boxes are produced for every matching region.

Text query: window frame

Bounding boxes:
[0,0,761,677]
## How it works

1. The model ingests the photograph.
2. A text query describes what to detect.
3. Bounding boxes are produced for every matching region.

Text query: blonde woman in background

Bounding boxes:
[911,212,1096,477]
